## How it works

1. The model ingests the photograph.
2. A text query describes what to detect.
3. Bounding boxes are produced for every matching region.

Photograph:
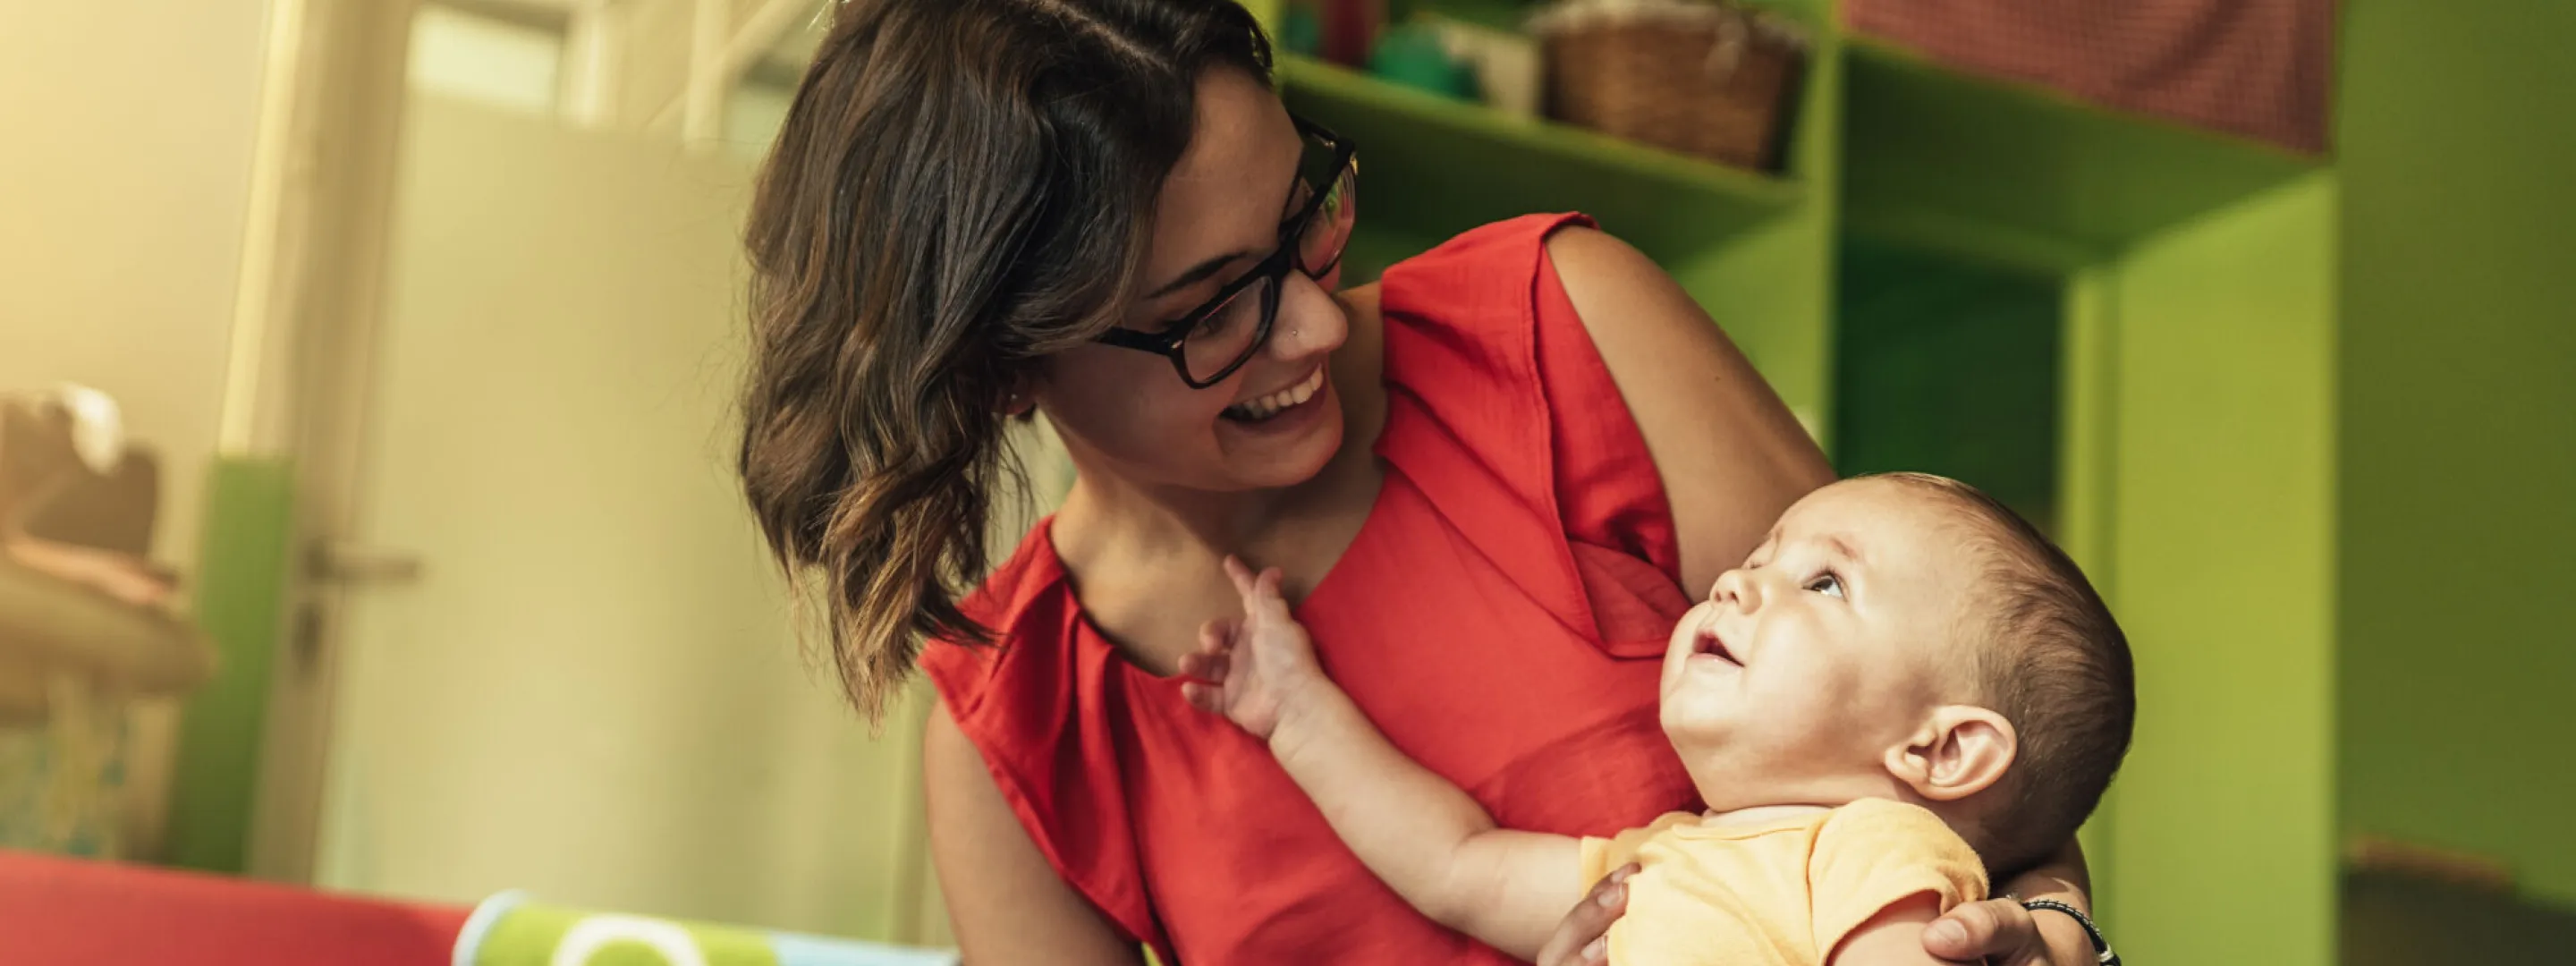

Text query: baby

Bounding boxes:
[1179,472,2135,965]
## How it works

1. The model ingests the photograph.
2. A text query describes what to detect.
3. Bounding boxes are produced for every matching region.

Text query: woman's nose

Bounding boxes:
[1268,269,1346,359]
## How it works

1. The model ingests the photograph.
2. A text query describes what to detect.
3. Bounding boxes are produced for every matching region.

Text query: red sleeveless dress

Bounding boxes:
[920,214,1699,964]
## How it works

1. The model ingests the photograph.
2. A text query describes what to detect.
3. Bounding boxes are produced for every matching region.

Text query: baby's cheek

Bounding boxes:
[1760,674,1869,750]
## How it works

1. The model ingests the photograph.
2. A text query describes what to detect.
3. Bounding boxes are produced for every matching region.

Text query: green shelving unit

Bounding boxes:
[1279,53,1803,257]
[1278,31,1843,419]
[1841,37,2317,264]
[1277,47,1820,308]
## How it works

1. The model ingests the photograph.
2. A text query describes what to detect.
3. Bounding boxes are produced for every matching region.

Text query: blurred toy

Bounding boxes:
[1419,13,1544,117]
[0,386,174,608]
[457,892,957,966]
[0,383,210,720]
[0,384,211,858]
[1318,0,1387,67]
[1278,0,1325,56]
[1369,21,1480,100]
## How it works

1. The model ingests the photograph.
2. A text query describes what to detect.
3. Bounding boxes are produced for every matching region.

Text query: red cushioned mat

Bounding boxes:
[0,849,468,966]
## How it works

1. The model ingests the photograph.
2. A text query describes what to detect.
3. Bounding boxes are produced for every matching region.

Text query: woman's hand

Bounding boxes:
[1922,839,2097,965]
[1534,864,1635,966]
[1180,556,1326,741]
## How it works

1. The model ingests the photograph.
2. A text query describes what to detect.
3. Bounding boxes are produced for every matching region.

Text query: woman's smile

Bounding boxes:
[1222,363,1327,422]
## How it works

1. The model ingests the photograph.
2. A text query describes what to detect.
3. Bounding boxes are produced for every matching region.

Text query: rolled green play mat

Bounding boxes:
[453,891,957,966]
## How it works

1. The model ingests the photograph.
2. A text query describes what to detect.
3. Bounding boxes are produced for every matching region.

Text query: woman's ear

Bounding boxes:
[996,377,1037,417]
[1883,706,2017,802]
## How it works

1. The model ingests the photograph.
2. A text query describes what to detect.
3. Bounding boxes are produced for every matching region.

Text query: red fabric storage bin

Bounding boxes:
[1844,0,2336,153]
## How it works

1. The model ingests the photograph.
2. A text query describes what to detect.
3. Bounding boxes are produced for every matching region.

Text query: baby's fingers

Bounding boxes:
[1223,555,1259,598]
[1241,567,1299,628]
[1179,682,1223,716]
[1221,556,1293,614]
[1177,650,1220,683]
[1180,648,1232,684]
[1200,616,1239,650]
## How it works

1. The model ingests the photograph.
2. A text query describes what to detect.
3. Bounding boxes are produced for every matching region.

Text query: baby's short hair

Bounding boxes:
[1866,473,2137,879]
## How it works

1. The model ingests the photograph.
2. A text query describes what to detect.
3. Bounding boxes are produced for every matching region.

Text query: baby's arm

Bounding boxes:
[1826,895,1949,966]
[1179,558,1586,960]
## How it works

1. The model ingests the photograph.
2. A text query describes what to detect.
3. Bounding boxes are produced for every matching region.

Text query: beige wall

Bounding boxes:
[0,1,274,571]
[309,95,957,943]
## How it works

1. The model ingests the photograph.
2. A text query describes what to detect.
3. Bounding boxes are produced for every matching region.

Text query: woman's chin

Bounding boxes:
[1217,381,1346,486]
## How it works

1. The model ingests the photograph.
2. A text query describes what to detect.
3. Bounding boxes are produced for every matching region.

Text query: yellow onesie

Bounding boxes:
[1576,797,1988,966]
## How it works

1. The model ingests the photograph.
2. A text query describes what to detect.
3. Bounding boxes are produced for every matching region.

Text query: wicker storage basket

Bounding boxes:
[1530,0,1806,171]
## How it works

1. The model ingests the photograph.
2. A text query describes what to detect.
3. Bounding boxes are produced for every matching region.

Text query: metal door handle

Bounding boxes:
[307,540,423,585]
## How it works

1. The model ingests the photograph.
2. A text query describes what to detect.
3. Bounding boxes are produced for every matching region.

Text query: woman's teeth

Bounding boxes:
[1224,366,1326,422]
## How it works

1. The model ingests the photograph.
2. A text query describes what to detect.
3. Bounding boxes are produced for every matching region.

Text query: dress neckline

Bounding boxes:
[1031,470,1394,685]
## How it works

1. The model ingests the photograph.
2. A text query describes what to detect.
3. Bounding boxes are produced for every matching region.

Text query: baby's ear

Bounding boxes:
[1883,706,2016,801]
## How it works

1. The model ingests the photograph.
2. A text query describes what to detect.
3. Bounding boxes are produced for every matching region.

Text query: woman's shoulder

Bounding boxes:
[919,520,1079,697]
[1378,213,1594,311]
[1360,213,1694,654]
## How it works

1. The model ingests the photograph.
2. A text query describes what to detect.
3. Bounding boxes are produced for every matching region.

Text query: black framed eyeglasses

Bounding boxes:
[1096,115,1359,389]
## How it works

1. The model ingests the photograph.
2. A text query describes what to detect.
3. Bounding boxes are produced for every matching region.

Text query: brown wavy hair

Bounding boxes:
[738,0,1272,721]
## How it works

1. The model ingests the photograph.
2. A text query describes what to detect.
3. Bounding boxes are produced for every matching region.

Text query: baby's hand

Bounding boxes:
[1180,556,1325,741]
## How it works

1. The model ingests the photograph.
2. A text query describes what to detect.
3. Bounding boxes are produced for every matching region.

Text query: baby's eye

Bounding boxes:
[1805,572,1845,598]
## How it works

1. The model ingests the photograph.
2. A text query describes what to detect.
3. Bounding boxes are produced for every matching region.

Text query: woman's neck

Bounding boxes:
[1046,427,1319,581]
[1055,470,1287,564]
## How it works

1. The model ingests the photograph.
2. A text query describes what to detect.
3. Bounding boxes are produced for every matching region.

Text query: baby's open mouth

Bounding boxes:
[1694,628,1741,666]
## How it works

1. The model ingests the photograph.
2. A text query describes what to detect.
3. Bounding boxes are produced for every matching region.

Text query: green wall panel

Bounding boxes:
[1830,241,2062,529]
[2337,0,2576,911]
[2103,173,2339,966]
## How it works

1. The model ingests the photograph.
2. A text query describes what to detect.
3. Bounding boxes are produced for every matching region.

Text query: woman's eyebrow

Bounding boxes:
[1147,140,1304,300]
[1146,250,1256,299]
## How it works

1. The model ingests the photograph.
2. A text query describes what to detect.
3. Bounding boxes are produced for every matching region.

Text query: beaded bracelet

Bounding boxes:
[2019,899,2119,966]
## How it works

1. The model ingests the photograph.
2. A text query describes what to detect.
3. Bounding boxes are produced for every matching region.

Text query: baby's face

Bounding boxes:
[1659,478,1987,808]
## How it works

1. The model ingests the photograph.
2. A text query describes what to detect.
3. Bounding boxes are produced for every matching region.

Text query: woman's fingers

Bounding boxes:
[1536,864,1635,966]
[1923,898,2050,965]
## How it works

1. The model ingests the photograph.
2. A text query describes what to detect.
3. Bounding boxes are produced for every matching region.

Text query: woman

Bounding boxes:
[736,1,2099,963]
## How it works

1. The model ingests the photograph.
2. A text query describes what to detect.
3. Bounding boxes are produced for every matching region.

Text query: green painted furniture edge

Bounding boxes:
[165,455,297,874]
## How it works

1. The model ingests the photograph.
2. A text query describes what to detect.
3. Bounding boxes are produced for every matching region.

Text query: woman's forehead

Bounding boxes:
[1143,72,1301,284]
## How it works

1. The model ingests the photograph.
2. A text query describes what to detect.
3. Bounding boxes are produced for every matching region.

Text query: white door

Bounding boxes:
[297,93,954,942]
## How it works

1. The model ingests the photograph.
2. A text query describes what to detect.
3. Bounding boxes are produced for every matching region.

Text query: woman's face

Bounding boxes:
[1033,68,1350,496]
